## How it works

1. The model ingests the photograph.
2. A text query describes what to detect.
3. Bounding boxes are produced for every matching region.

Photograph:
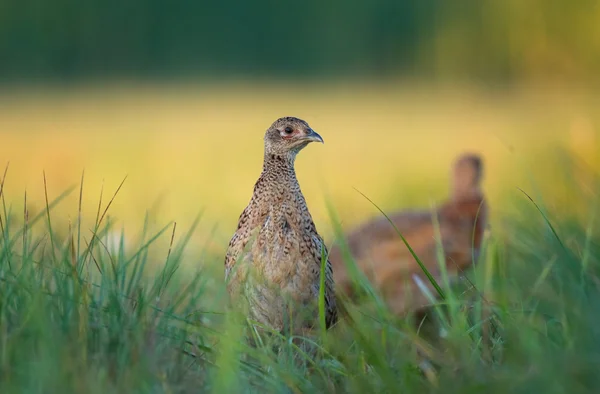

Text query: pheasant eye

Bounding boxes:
[284,127,294,134]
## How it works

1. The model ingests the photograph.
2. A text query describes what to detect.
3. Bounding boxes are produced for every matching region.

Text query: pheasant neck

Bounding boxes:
[262,152,297,176]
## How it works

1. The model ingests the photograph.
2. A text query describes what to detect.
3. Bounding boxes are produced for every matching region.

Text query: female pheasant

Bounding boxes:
[224,117,337,335]
[329,153,488,316]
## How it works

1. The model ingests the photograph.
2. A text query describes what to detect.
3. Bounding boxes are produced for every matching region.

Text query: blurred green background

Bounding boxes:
[1,0,599,83]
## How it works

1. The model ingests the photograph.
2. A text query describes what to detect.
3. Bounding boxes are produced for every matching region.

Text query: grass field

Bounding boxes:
[1,83,600,392]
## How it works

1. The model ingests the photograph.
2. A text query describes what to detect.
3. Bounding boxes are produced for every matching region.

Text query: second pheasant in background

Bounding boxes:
[329,153,488,316]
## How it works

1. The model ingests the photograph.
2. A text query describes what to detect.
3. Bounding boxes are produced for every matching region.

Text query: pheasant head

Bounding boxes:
[263,117,323,161]
[451,153,483,201]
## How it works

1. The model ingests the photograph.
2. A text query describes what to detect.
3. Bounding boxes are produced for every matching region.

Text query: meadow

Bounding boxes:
[1,83,599,393]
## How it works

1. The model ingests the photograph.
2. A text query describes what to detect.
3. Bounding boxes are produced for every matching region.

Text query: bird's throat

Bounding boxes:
[263,152,297,172]
[257,153,301,202]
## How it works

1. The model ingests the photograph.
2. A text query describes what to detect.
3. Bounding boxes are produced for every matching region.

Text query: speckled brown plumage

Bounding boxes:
[225,117,337,334]
[329,153,488,315]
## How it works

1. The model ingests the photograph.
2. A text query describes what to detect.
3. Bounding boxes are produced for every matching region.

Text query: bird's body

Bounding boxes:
[225,117,337,334]
[330,154,487,315]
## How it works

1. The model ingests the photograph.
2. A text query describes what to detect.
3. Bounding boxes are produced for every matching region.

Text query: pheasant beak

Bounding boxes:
[302,128,324,144]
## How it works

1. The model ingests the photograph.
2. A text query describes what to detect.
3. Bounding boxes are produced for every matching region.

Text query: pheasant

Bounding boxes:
[329,153,488,315]
[224,117,337,335]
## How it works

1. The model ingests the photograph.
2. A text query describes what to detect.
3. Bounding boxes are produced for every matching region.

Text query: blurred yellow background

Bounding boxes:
[2,0,600,262]
[2,83,598,260]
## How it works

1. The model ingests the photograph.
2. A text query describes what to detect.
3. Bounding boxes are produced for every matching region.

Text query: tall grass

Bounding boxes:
[1,150,600,393]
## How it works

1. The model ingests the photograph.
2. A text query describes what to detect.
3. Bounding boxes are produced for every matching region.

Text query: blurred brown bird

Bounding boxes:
[329,153,488,315]
[224,117,337,335]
